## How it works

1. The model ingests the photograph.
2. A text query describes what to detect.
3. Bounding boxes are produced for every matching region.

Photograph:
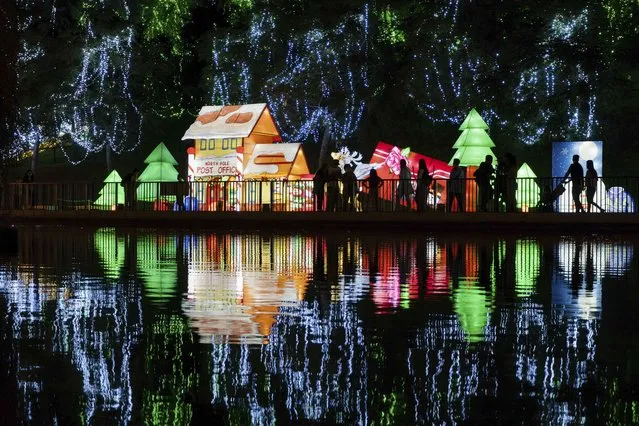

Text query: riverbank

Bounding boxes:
[2,209,637,232]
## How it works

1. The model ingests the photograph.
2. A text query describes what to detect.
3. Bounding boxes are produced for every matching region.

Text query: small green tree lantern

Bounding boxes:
[516,162,540,212]
[95,170,125,209]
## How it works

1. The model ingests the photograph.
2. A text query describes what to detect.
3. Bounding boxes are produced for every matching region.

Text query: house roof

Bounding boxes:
[181,103,279,140]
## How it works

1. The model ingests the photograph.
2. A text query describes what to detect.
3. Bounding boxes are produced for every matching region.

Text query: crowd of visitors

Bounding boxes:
[311,153,605,214]
[5,153,605,213]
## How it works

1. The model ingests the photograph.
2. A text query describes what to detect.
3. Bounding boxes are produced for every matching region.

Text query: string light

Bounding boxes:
[55,22,143,165]
[209,5,369,143]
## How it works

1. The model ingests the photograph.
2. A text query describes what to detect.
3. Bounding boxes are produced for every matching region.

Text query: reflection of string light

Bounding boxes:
[3,231,637,423]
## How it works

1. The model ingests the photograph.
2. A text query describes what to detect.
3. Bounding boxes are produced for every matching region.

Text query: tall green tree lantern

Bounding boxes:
[449,109,498,212]
[137,143,179,208]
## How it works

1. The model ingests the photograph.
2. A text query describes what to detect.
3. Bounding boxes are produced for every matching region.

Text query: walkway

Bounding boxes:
[2,209,637,232]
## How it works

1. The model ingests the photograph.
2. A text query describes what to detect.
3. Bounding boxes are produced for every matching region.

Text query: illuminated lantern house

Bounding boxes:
[181,103,310,211]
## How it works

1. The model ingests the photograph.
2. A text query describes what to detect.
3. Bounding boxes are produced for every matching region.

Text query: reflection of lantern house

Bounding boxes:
[181,104,310,211]
[182,234,309,344]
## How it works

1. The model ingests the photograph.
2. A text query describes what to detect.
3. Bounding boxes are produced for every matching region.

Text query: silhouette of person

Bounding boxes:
[416,159,432,212]
[395,159,413,211]
[585,160,605,213]
[447,158,464,212]
[341,164,358,212]
[563,154,585,213]
[504,153,518,212]
[122,168,139,210]
[175,173,187,211]
[363,169,383,212]
[474,155,494,212]
[312,164,327,211]
[325,160,341,212]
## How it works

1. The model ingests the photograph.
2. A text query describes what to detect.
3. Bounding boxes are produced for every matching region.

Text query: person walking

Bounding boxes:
[474,155,494,212]
[363,169,383,212]
[312,164,327,211]
[395,159,414,211]
[416,159,432,212]
[447,158,464,212]
[585,160,605,213]
[563,154,585,213]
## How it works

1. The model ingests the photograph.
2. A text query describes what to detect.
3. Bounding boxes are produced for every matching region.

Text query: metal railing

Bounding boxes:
[1,177,637,213]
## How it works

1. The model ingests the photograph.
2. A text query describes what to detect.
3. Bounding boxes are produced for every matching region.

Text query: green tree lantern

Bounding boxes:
[449,108,497,166]
[137,143,179,202]
[516,162,540,212]
[95,170,125,209]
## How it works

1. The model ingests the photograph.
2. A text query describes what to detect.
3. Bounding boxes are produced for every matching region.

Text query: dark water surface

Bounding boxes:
[1,227,638,424]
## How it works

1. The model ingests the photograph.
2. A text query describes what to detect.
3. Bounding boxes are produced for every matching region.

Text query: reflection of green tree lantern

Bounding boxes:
[94,228,125,279]
[515,240,540,298]
[516,162,540,212]
[137,143,179,201]
[452,282,491,342]
[137,234,178,303]
[449,108,497,167]
[95,170,125,209]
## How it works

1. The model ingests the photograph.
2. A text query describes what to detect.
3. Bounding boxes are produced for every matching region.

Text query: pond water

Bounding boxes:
[0,227,638,424]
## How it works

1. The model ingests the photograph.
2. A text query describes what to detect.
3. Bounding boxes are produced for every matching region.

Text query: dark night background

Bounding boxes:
[0,0,638,178]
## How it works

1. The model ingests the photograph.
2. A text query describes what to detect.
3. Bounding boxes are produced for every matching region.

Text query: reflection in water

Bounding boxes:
[0,229,638,424]
[183,234,310,344]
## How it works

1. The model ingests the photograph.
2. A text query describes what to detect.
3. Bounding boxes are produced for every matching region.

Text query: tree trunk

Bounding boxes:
[318,122,331,169]
[31,139,40,176]
[106,145,112,172]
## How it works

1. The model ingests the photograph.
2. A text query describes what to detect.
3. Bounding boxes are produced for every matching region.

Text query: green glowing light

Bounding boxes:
[378,7,406,45]
[142,0,192,55]
[226,0,255,26]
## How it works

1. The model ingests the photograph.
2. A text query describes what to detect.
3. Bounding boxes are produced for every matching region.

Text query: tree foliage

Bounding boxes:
[3,0,638,174]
